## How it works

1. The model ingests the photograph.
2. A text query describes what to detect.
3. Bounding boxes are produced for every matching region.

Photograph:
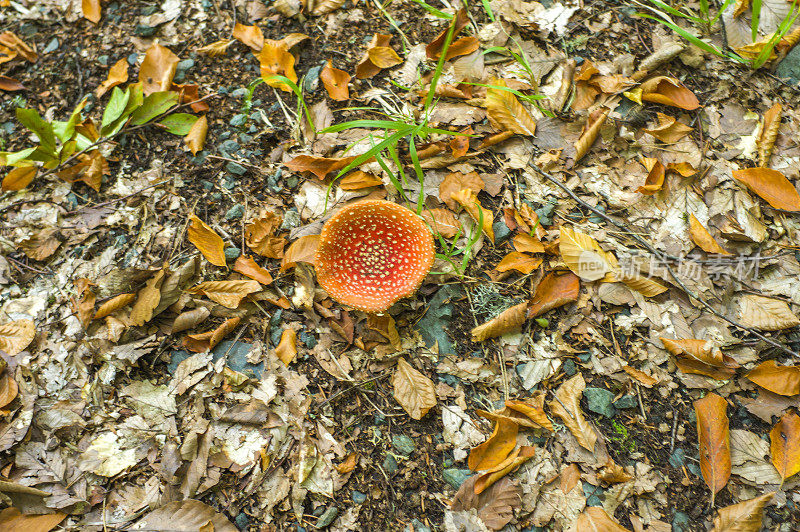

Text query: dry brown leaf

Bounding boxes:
[356,34,397,79]
[618,273,668,297]
[513,233,544,254]
[473,446,535,495]
[335,452,358,474]
[559,225,617,282]
[549,373,597,452]
[495,252,542,274]
[643,112,693,143]
[275,329,298,365]
[0,372,19,409]
[622,365,658,387]
[2,166,37,191]
[451,475,522,531]
[171,307,210,334]
[56,149,109,191]
[527,271,580,318]
[281,235,319,271]
[738,294,800,331]
[485,79,536,136]
[636,157,666,195]
[257,40,297,92]
[770,411,800,483]
[0,320,35,355]
[94,293,135,320]
[320,60,351,101]
[695,392,731,504]
[285,154,357,180]
[18,228,60,262]
[233,23,264,50]
[574,107,610,164]
[339,170,381,190]
[95,58,128,97]
[640,76,700,110]
[392,358,437,420]
[746,360,800,396]
[439,171,484,209]
[186,280,261,309]
[129,267,166,326]
[133,499,237,532]
[0,75,24,91]
[575,506,631,532]
[426,7,470,59]
[689,214,731,254]
[81,0,101,23]
[0,32,37,63]
[471,302,527,342]
[182,317,241,353]
[309,0,346,15]
[172,83,210,113]
[72,281,96,329]
[245,211,285,259]
[661,337,740,380]
[758,103,781,168]
[449,126,473,158]
[0,508,66,532]
[598,459,633,483]
[197,39,235,57]
[468,418,519,471]
[367,46,403,68]
[505,396,553,431]
[667,161,698,177]
[712,491,775,532]
[732,167,800,211]
[188,214,227,267]
[452,188,494,242]
[233,255,273,285]
[139,43,179,95]
[184,114,208,155]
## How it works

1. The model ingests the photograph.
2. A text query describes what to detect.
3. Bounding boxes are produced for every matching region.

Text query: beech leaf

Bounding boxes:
[392,358,437,420]
[770,411,800,483]
[549,373,597,452]
[187,214,227,267]
[758,102,781,167]
[233,255,273,285]
[275,329,298,365]
[574,506,631,532]
[712,491,775,532]
[0,319,35,355]
[527,271,580,318]
[186,280,261,309]
[559,225,617,282]
[738,294,800,331]
[732,167,800,211]
[139,43,179,95]
[129,267,166,327]
[133,500,237,532]
[689,214,731,255]
[468,418,519,471]
[485,79,536,136]
[695,392,731,504]
[746,360,800,396]
[471,302,527,342]
[319,60,350,101]
[184,114,208,155]
[640,76,700,110]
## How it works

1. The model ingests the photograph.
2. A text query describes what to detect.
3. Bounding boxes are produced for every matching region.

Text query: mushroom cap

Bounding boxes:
[315,200,435,313]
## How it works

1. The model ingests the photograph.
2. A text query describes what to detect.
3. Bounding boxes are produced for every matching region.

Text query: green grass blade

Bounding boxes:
[751,0,762,43]
[409,0,452,19]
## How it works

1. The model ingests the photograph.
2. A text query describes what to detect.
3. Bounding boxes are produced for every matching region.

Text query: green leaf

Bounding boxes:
[129,91,179,126]
[0,147,37,166]
[16,108,57,156]
[409,0,452,19]
[53,97,88,143]
[103,83,144,137]
[157,113,199,135]
[101,86,131,133]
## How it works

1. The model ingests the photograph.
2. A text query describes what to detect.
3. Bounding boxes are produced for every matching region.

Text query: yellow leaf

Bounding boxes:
[0,319,35,355]
[257,40,296,92]
[549,373,596,452]
[574,107,609,164]
[233,23,264,50]
[695,393,731,504]
[746,360,800,397]
[618,274,668,297]
[733,167,800,211]
[494,251,542,274]
[94,293,136,320]
[81,0,101,23]
[770,411,800,483]
[355,34,396,79]
[129,267,166,326]
[689,214,731,255]
[739,294,800,331]
[635,157,665,195]
[485,79,536,136]
[95,58,128,97]
[281,235,319,271]
[575,507,631,532]
[1,166,36,191]
[319,60,350,101]
[186,280,261,309]
[559,225,617,282]
[139,43,179,95]
[392,358,437,420]
[758,103,781,168]
[339,170,382,190]
[473,446,535,494]
[184,114,208,155]
[468,418,519,471]
[367,46,403,68]
[275,329,298,365]
[188,214,227,267]
[197,39,235,57]
[0,508,66,532]
[512,233,544,254]
[640,76,700,110]
[233,255,273,285]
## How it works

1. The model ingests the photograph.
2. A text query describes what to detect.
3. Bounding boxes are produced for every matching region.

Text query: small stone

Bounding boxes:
[777,45,800,86]
[613,395,637,410]
[442,468,471,489]
[562,359,577,376]
[225,205,245,221]
[127,53,139,65]
[224,247,241,260]
[221,177,236,190]
[577,352,592,363]
[98,55,109,66]
[315,507,338,528]
[200,180,214,191]
[270,309,283,327]
[140,5,158,15]
[298,331,317,348]
[492,219,513,245]
[231,87,248,98]
[669,448,685,469]
[392,434,415,456]
[583,387,616,418]
[382,454,398,476]
[134,24,157,37]
[411,519,431,532]
[177,58,195,72]
[225,161,247,175]
[286,176,299,188]
[672,511,691,532]
[583,482,603,507]
[219,139,240,154]
[281,208,302,230]
[351,490,367,504]
[535,202,556,225]
[304,65,322,92]
[238,133,253,144]
[229,114,247,127]
[234,511,249,529]
[211,192,222,201]
[270,327,283,345]
[43,38,59,54]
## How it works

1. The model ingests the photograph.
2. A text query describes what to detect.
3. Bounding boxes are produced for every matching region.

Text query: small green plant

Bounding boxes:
[610,420,637,454]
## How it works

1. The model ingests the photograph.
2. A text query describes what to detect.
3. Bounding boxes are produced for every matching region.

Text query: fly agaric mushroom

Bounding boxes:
[315,200,435,313]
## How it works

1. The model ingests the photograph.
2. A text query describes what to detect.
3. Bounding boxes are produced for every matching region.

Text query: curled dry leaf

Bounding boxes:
[82,0,101,23]
[495,252,542,274]
[0,32,37,63]
[0,371,19,409]
[642,112,693,143]
[285,154,357,180]
[2,166,36,191]
[187,214,227,267]
[635,157,665,195]
[452,188,494,242]
[356,34,399,79]
[505,396,553,431]
[276,329,298,365]
[320,60,351,101]
[471,301,527,342]
[367,46,403,69]
[0,319,35,355]
[257,40,297,92]
[527,271,580,319]
[245,211,285,259]
[661,337,740,380]
[233,255,273,285]
[738,294,800,331]
[95,58,128,97]
[746,360,800,396]
[573,107,610,164]
[451,475,522,531]
[695,392,731,504]
[426,8,478,61]
[639,76,700,110]
[309,0,347,15]
[184,114,208,155]
[186,280,261,309]
[712,491,775,532]
[559,225,617,282]
[232,23,264,50]
[468,418,519,471]
[281,235,319,271]
[129,267,166,326]
[183,316,241,353]
[549,373,597,452]
[335,452,358,474]
[474,446,535,495]
[139,43,179,95]
[485,79,536,136]
[732,167,800,211]
[770,411,800,483]
[392,358,437,420]
[197,39,235,57]
[171,307,211,334]
[575,506,631,532]
[598,459,633,483]
[0,75,24,91]
[758,102,781,168]
[689,214,731,255]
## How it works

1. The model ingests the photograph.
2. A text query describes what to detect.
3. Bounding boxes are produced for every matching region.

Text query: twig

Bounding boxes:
[525,156,800,358]
[314,372,391,410]
[69,180,171,213]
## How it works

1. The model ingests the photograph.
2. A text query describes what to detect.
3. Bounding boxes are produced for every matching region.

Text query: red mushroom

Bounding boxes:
[315,200,435,313]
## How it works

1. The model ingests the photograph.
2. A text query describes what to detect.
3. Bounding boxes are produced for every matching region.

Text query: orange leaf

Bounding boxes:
[512,233,544,254]
[1,166,36,191]
[0,32,36,63]
[184,114,208,155]
[276,328,298,365]
[94,293,136,320]
[420,208,460,238]
[527,271,580,318]
[758,102,782,168]
[188,214,227,267]
[367,46,403,68]
[505,396,553,431]
[233,23,264,50]
[335,452,358,474]
[356,34,396,79]
[452,188,494,242]
[574,107,610,164]
[284,154,357,180]
[339,170,381,190]
[468,418,519,471]
[695,393,731,504]
[549,373,597,452]
[426,8,471,60]
[575,507,631,532]
[473,446,535,495]
[661,337,739,380]
[746,360,800,397]
[635,157,665,195]
[0,508,66,532]
[770,411,800,483]
[640,76,700,110]
[82,0,101,23]
[95,58,128,97]
[688,214,731,255]
[183,317,241,352]
[186,280,261,309]
[732,167,800,211]
[485,79,536,136]
[245,211,285,259]
[281,235,319,271]
[471,302,527,342]
[320,60,350,101]
[643,112,693,143]
[18,228,60,261]
[449,126,472,158]
[0,319,35,355]
[439,171,484,210]
[233,255,273,285]
[495,252,542,274]
[257,40,297,92]
[0,75,24,91]
[139,43,179,95]
[0,372,18,409]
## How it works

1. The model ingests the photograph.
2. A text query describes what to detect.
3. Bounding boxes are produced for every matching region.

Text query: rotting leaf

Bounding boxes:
[642,112,693,143]
[635,157,666,195]
[527,271,580,319]
[450,475,522,531]
[245,211,285,259]
[0,75,24,91]
[285,154,358,180]
[471,302,527,342]
[639,76,700,110]
[712,491,775,532]
[473,446,535,495]
[661,337,740,380]
[0,320,35,355]
[320,60,350,101]
[746,360,800,396]
[439,171,484,210]
[139,43,179,95]
[468,418,519,471]
[758,103,781,168]
[392,358,437,420]
[770,411,800,483]
[689,214,731,255]
[695,392,731,504]
[421,208,460,238]
[549,373,597,452]
[183,317,241,353]
[732,167,800,211]
[232,22,264,50]
[426,8,477,61]
[171,307,210,334]
[18,228,61,262]
[485,79,536,136]
[188,214,227,267]
[233,255,273,286]
[133,499,237,532]
[738,294,800,331]
[186,280,261,309]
